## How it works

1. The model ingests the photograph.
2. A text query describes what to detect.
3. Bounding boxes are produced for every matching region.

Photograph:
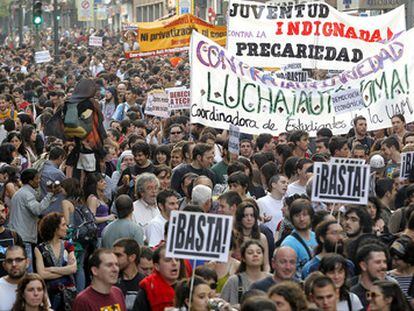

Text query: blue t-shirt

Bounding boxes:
[281,230,317,276]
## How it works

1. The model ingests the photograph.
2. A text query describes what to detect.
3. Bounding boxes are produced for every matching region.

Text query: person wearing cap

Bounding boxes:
[388,235,414,303]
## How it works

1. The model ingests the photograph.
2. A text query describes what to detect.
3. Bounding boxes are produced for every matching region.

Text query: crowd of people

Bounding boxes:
[0,27,414,311]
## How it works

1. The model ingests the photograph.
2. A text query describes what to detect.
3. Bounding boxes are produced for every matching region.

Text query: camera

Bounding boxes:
[46,180,61,188]
[208,299,226,311]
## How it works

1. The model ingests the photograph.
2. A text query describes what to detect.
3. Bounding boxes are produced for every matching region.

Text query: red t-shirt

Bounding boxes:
[72,286,126,311]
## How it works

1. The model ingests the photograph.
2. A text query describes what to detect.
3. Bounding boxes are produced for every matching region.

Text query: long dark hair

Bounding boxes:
[6,131,26,156]
[83,172,105,201]
[12,273,49,311]
[373,280,412,311]
[319,254,349,301]
[235,200,261,247]
[174,277,207,309]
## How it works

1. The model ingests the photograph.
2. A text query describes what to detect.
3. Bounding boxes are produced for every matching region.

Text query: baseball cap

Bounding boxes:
[370,154,385,170]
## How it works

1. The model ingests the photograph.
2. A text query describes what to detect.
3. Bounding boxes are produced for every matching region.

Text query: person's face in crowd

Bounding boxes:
[23,280,45,309]
[367,285,392,311]
[105,90,113,101]
[272,176,288,196]
[316,142,329,154]
[323,223,345,254]
[138,257,154,276]
[298,163,313,181]
[122,155,135,168]
[0,204,7,226]
[3,248,28,279]
[241,207,256,230]
[344,212,361,238]
[55,217,68,239]
[29,174,41,189]
[352,149,366,160]
[297,135,309,152]
[336,144,350,158]
[135,151,148,167]
[355,119,367,136]
[229,183,246,197]
[10,135,22,150]
[392,116,405,134]
[134,126,147,137]
[125,90,136,103]
[97,177,107,192]
[12,91,22,101]
[161,195,179,218]
[0,98,10,112]
[157,171,171,190]
[291,209,311,231]
[141,180,159,205]
[325,264,346,289]
[272,248,296,281]
[278,134,288,145]
[155,250,180,284]
[111,121,121,132]
[218,199,234,216]
[169,126,184,143]
[113,246,134,272]
[0,170,8,183]
[171,152,183,168]
[381,144,394,160]
[244,243,264,268]
[181,176,194,198]
[263,139,276,153]
[117,84,126,99]
[312,284,337,311]
[269,294,292,311]
[93,252,119,285]
[361,251,388,281]
[15,118,22,131]
[156,152,167,165]
[405,135,414,146]
[191,283,211,311]
[392,253,409,271]
[367,202,378,220]
[30,130,36,143]
[240,142,253,158]
[198,149,214,169]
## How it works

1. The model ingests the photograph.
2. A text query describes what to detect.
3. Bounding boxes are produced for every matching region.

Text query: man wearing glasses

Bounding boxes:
[0,245,29,310]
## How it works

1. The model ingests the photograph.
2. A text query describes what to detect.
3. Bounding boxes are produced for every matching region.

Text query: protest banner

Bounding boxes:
[77,0,94,21]
[331,89,364,114]
[145,90,170,118]
[89,36,103,47]
[166,211,233,262]
[400,151,414,179]
[190,30,414,137]
[122,14,226,58]
[312,161,370,204]
[166,87,191,110]
[34,51,52,64]
[226,0,405,70]
[228,124,241,154]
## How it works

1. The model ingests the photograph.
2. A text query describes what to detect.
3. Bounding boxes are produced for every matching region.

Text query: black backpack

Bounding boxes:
[70,204,98,247]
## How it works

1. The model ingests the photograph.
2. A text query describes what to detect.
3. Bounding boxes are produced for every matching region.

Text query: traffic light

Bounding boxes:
[33,0,43,26]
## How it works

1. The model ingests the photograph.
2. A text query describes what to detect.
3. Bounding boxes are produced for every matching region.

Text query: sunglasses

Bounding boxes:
[366,291,382,299]
[170,131,182,135]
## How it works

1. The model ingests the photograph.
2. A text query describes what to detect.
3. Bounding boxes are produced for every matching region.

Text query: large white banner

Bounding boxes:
[190,30,414,137]
[226,0,406,70]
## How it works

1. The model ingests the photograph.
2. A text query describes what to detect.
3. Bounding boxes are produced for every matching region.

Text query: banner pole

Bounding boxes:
[188,259,196,310]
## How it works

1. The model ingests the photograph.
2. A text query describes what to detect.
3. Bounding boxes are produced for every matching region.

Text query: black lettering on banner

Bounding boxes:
[196,215,205,251]
[175,214,187,248]
[400,152,414,179]
[312,162,370,204]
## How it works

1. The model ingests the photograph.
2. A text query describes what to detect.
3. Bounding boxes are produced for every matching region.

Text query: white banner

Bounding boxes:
[89,36,103,47]
[166,87,191,110]
[145,91,170,118]
[190,30,414,137]
[226,0,406,70]
[312,161,370,204]
[34,51,52,64]
[166,211,233,262]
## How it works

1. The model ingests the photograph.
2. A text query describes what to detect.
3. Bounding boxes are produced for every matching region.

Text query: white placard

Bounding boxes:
[166,87,191,110]
[89,36,103,47]
[145,91,170,118]
[228,124,240,154]
[35,51,52,64]
[331,89,365,114]
[166,211,233,262]
[400,151,414,179]
[312,161,370,204]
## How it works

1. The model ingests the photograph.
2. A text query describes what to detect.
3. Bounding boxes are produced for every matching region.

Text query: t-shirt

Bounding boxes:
[72,286,126,311]
[257,194,283,235]
[286,182,306,197]
[0,277,17,311]
[116,272,145,311]
[337,293,363,311]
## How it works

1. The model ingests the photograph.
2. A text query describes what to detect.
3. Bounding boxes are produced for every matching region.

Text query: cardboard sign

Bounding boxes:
[226,0,406,70]
[312,162,370,204]
[166,87,191,110]
[34,51,52,64]
[190,30,414,137]
[145,91,170,118]
[331,89,365,114]
[400,151,414,179]
[228,124,240,155]
[166,211,233,262]
[89,36,103,47]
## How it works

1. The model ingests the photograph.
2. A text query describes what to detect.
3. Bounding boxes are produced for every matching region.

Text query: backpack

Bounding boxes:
[70,204,98,247]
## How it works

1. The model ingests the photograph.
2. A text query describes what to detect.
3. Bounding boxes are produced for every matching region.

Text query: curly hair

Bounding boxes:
[39,212,63,242]
[268,281,308,311]
[12,273,49,311]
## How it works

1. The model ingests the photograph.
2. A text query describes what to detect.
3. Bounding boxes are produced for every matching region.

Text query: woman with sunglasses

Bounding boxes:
[221,240,270,306]
[367,280,412,311]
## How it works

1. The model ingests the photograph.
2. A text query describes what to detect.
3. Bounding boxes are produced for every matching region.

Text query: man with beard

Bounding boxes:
[132,173,160,229]
[0,203,23,277]
[348,116,374,151]
[350,244,394,309]
[113,239,145,311]
[0,245,30,310]
[301,220,355,279]
[343,207,375,263]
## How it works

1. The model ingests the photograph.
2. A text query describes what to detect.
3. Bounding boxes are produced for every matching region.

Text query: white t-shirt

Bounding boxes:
[286,182,306,197]
[257,194,283,234]
[337,292,363,311]
[0,277,17,311]
[145,214,167,247]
